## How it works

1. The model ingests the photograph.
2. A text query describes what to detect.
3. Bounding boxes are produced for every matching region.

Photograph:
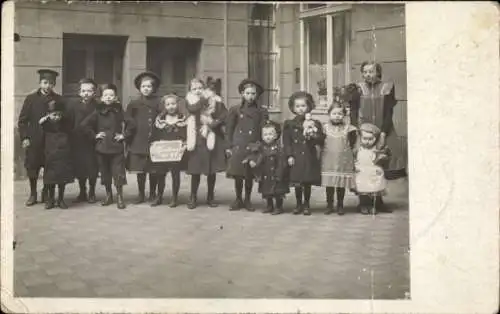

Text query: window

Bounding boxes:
[248,3,279,109]
[300,6,351,110]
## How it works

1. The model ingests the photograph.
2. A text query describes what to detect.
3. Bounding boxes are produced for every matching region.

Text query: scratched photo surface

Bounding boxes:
[11,2,409,299]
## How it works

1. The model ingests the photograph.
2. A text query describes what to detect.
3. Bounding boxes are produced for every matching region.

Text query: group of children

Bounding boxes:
[18,64,393,215]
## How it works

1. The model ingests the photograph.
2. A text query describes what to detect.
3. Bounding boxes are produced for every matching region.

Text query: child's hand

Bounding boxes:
[22,139,30,149]
[114,133,125,142]
[96,132,106,140]
[249,160,257,168]
[287,157,295,166]
[225,149,232,158]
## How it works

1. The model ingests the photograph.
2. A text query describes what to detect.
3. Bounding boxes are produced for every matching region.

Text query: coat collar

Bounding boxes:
[98,102,122,115]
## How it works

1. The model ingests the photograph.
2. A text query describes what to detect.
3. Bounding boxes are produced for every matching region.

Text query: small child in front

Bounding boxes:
[38,97,74,209]
[149,94,188,207]
[243,120,289,215]
[81,84,128,209]
[354,123,391,215]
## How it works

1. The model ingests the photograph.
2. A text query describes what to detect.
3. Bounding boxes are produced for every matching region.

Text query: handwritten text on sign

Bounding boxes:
[150,140,185,162]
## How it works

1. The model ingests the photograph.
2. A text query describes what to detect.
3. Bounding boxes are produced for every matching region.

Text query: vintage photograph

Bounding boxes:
[10,1,409,300]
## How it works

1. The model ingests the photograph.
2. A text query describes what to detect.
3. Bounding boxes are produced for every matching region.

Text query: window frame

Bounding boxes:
[248,3,280,111]
[299,4,352,112]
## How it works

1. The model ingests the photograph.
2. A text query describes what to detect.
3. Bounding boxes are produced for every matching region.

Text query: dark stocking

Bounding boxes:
[234,178,243,200]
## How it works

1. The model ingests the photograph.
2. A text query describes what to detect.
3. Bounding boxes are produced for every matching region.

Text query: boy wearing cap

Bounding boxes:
[125,71,162,204]
[18,69,65,206]
[225,79,269,211]
[67,78,100,204]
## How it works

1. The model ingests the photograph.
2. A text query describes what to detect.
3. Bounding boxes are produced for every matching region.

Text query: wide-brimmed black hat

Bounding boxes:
[288,91,315,114]
[134,71,161,90]
[238,78,264,96]
[37,69,59,82]
[262,119,282,139]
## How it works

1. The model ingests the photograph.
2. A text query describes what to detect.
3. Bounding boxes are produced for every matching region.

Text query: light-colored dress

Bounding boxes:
[355,147,387,195]
[320,123,356,188]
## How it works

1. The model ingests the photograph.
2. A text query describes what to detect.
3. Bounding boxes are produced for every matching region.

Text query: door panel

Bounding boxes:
[62,34,126,101]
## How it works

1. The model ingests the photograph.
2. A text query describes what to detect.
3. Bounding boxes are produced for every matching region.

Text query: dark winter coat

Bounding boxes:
[225,101,269,178]
[80,102,128,155]
[282,115,325,186]
[67,98,99,179]
[149,113,188,174]
[40,109,74,185]
[245,141,290,198]
[185,97,228,175]
[17,89,65,176]
[125,95,162,155]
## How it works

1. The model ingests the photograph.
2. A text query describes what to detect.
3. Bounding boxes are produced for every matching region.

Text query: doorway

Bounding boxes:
[146,37,202,98]
[62,34,127,101]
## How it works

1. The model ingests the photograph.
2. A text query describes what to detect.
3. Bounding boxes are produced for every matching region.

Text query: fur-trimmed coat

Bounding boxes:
[184,92,228,175]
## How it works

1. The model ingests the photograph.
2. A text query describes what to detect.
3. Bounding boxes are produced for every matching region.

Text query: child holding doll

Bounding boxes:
[283,91,325,216]
[184,77,228,209]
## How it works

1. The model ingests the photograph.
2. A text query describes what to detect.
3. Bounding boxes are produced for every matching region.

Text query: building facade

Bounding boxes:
[13,2,407,179]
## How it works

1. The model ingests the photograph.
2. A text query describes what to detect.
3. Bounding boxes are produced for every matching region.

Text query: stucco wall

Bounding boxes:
[13,2,249,179]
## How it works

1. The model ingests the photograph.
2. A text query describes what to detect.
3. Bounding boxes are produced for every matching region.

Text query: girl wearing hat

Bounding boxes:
[38,95,74,209]
[184,77,228,209]
[125,71,162,204]
[225,79,269,211]
[283,91,325,216]
[354,123,391,215]
[149,94,188,207]
[320,101,357,215]
[243,120,289,215]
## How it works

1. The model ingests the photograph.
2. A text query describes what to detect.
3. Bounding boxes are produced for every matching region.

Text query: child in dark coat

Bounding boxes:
[283,91,325,216]
[225,79,269,211]
[81,84,128,210]
[149,94,188,207]
[126,71,162,204]
[243,120,289,215]
[68,78,100,204]
[184,77,228,209]
[38,95,74,209]
[17,69,62,206]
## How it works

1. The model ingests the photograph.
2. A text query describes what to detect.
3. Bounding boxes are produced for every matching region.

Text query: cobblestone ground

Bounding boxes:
[13,174,409,299]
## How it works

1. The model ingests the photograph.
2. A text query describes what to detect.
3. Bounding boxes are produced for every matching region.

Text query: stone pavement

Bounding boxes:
[13,174,409,299]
